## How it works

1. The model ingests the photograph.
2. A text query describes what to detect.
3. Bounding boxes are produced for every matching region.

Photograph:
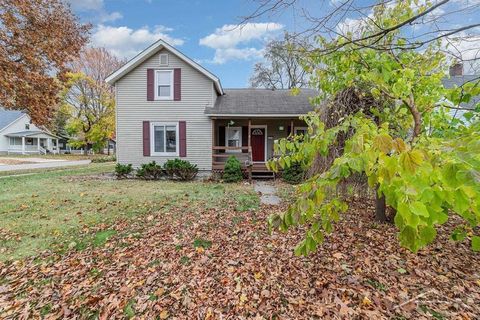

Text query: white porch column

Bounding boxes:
[56,139,59,154]
[37,137,40,152]
[47,138,51,152]
[21,136,25,155]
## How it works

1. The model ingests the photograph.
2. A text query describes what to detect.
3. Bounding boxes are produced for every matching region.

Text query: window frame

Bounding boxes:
[150,121,179,156]
[9,137,22,146]
[154,69,174,100]
[225,126,242,153]
[294,127,308,136]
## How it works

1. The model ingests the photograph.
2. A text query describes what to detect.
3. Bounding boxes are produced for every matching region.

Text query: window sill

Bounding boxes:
[150,152,179,157]
[154,97,173,101]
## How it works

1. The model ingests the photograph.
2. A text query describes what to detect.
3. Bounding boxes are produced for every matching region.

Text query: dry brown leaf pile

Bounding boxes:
[1,197,479,319]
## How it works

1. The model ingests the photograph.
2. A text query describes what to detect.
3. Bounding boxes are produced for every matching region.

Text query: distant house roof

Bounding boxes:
[0,107,25,131]
[205,88,318,117]
[442,75,480,110]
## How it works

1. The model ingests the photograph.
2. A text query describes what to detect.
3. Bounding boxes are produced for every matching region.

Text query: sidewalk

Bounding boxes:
[0,160,91,172]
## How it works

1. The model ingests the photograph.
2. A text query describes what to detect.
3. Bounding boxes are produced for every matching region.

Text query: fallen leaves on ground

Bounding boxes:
[0,196,479,319]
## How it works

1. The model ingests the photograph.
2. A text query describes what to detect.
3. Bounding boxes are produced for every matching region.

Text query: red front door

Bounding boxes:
[251,128,265,162]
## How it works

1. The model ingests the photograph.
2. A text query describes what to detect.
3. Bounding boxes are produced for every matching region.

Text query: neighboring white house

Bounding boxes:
[0,107,60,155]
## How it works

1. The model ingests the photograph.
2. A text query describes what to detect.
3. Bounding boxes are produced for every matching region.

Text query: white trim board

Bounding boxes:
[105,39,224,95]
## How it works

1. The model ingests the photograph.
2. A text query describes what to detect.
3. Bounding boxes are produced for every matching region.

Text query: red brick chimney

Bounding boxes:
[449,63,463,76]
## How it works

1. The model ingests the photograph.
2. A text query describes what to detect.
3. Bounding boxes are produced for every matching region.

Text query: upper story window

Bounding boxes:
[155,70,173,100]
[25,123,30,130]
[151,122,178,156]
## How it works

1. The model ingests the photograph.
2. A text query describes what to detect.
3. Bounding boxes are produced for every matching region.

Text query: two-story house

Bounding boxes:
[106,39,316,177]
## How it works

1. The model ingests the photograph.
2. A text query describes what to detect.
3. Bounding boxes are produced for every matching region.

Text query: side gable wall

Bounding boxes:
[116,48,216,170]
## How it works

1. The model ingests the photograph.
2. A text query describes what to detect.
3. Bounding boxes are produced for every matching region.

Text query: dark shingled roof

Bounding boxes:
[205,88,318,115]
[0,107,24,130]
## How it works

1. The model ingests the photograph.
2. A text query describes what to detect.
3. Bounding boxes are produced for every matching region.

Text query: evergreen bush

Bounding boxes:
[136,161,163,180]
[164,159,198,181]
[223,156,243,182]
[114,163,133,179]
[282,162,305,184]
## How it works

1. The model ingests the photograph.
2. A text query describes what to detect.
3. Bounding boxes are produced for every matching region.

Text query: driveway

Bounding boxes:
[0,159,91,172]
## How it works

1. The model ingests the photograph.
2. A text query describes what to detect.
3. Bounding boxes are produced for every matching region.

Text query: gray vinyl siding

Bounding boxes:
[116,48,215,170]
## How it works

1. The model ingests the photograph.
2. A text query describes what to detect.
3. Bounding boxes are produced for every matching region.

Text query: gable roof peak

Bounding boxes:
[0,107,26,131]
[105,38,223,95]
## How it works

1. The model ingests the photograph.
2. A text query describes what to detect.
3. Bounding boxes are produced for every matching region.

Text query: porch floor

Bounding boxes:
[212,162,269,173]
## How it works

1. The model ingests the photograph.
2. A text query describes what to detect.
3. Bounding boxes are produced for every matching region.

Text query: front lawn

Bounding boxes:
[0,164,253,261]
[0,166,479,318]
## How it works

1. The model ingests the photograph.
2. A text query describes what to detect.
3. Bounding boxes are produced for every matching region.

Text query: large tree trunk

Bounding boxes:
[375,187,387,222]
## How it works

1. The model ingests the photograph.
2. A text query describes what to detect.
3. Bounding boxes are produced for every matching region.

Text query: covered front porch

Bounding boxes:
[211,117,307,178]
[5,131,60,155]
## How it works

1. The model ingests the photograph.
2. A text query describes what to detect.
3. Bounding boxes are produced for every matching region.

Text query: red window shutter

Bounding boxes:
[147,69,154,101]
[174,68,181,101]
[179,121,186,157]
[143,121,150,156]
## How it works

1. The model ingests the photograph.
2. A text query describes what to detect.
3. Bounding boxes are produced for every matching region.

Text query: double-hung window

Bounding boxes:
[151,122,178,156]
[155,70,173,100]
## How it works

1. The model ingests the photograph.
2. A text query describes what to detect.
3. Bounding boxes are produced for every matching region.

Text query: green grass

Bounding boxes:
[0,162,108,177]
[0,163,252,261]
[193,238,212,249]
[235,193,260,212]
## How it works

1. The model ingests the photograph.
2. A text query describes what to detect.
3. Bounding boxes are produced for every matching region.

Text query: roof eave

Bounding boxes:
[5,131,60,139]
[205,113,307,118]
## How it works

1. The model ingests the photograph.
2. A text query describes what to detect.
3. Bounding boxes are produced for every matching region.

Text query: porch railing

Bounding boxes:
[212,146,253,181]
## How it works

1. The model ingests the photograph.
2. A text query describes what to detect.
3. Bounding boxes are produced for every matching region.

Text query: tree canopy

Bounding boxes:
[267,0,480,254]
[250,33,310,89]
[0,0,89,125]
[61,48,125,153]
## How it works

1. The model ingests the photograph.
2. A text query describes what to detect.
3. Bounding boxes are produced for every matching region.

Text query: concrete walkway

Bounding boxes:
[254,181,281,205]
[0,160,91,172]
